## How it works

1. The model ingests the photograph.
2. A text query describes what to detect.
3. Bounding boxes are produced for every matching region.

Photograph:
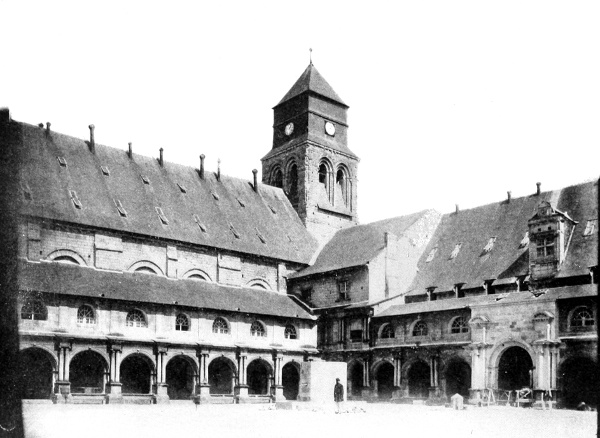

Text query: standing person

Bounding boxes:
[334,378,344,414]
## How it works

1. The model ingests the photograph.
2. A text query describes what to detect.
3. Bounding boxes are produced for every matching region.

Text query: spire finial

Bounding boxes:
[309,48,313,65]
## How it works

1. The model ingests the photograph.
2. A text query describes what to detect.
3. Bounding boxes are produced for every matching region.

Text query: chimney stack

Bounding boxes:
[0,108,10,124]
[455,204,459,214]
[38,123,44,128]
[159,148,164,167]
[199,154,205,179]
[536,182,541,195]
[217,159,221,181]
[252,169,258,192]
[88,124,95,153]
[507,191,512,203]
[46,122,51,132]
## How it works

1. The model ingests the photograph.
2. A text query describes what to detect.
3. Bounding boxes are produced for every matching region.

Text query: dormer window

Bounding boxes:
[237,198,246,208]
[177,183,187,193]
[450,243,462,259]
[426,247,437,263]
[70,190,82,209]
[155,207,168,225]
[57,156,67,167]
[229,223,240,239]
[100,166,110,176]
[338,280,350,301]
[536,237,555,258]
[211,192,220,201]
[141,175,150,185]
[583,219,597,236]
[114,199,127,217]
[255,228,266,244]
[482,237,496,254]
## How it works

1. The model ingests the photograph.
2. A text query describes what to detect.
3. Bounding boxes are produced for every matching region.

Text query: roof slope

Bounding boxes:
[408,180,598,294]
[277,63,346,107]
[15,121,318,264]
[19,261,314,320]
[290,210,434,279]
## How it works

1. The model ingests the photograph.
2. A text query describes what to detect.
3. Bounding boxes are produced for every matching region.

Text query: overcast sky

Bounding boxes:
[2,1,598,224]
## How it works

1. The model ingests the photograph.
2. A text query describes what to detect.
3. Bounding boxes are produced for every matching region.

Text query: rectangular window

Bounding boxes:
[338,280,350,300]
[155,207,168,225]
[301,287,312,303]
[350,330,362,342]
[536,237,555,258]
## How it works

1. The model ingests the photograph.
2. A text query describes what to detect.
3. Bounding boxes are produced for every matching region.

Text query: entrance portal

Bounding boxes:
[349,362,364,396]
[121,354,153,394]
[408,361,430,398]
[445,360,471,398]
[282,363,299,400]
[208,357,234,395]
[247,360,270,395]
[498,346,533,390]
[560,357,599,409]
[19,348,54,399]
[69,351,107,394]
[376,362,394,399]
[166,356,195,400]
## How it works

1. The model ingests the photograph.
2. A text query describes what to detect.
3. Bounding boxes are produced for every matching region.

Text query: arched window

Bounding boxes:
[287,163,299,206]
[188,274,208,281]
[126,309,147,328]
[450,316,469,334]
[571,307,595,327]
[318,163,328,185]
[272,168,283,189]
[53,255,80,265]
[250,321,266,337]
[381,324,395,339]
[336,167,349,206]
[284,324,297,340]
[212,317,229,334]
[21,300,47,321]
[77,305,96,324]
[412,320,428,337]
[135,267,157,275]
[175,314,190,331]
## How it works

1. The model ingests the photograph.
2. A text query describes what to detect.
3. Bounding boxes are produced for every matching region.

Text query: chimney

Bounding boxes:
[217,159,221,181]
[38,123,44,128]
[0,108,10,124]
[128,142,133,159]
[88,124,95,153]
[46,122,51,132]
[536,182,541,195]
[455,204,459,214]
[507,191,512,203]
[252,169,258,192]
[159,148,164,167]
[199,154,205,179]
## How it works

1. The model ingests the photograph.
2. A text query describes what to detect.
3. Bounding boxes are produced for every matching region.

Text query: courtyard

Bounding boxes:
[22,402,596,438]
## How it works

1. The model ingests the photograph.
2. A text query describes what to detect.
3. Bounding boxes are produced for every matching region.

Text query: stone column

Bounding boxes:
[195,349,211,404]
[361,358,372,399]
[153,346,169,403]
[272,352,284,401]
[468,343,487,404]
[235,350,248,402]
[428,355,440,400]
[106,343,123,404]
[392,354,403,399]
[53,340,73,403]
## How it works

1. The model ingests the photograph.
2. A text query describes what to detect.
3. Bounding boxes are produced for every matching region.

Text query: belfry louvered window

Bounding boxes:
[70,190,82,209]
[155,207,168,225]
[114,199,127,217]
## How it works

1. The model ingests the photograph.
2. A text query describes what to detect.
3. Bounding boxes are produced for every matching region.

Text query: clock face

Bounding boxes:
[284,122,294,136]
[325,121,336,136]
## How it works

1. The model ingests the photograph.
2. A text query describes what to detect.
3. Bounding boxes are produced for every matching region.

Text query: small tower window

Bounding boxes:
[22,183,33,201]
[318,164,327,185]
[287,163,299,207]
[272,169,283,189]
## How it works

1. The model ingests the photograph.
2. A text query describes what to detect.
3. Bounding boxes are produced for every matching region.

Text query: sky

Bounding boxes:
[2,0,599,224]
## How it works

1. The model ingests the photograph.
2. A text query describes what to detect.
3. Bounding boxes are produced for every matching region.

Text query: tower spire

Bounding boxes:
[309,48,313,65]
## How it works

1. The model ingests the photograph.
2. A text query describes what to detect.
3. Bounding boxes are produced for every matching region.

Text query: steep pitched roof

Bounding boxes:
[15,121,318,264]
[277,63,347,107]
[289,210,435,279]
[407,180,598,294]
[19,261,315,320]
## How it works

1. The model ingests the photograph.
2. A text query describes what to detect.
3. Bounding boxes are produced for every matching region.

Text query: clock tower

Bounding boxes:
[262,63,359,246]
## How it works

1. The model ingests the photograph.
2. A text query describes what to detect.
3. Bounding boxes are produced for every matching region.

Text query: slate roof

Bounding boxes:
[277,63,347,107]
[19,261,315,320]
[407,180,598,295]
[289,210,434,279]
[378,284,597,318]
[15,121,318,264]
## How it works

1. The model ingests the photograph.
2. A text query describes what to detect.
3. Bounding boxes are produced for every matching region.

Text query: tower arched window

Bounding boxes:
[336,167,349,206]
[272,168,283,189]
[412,320,428,337]
[287,163,299,207]
[318,163,328,185]
[126,309,147,328]
[284,324,298,339]
[212,317,229,334]
[571,307,595,327]
[175,313,190,331]
[21,300,47,321]
[250,321,266,337]
[450,316,469,334]
[77,305,96,324]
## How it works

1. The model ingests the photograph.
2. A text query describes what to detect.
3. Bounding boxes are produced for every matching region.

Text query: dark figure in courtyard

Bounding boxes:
[334,378,344,413]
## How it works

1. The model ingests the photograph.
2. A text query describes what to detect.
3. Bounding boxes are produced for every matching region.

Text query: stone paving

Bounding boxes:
[22,402,596,438]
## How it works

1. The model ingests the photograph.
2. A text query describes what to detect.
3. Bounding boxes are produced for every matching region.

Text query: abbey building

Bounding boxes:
[2,62,597,408]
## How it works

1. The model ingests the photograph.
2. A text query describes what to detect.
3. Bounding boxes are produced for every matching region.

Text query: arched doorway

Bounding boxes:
[282,362,300,400]
[121,354,153,394]
[408,361,430,398]
[166,356,195,400]
[498,346,533,390]
[19,348,54,399]
[69,350,107,394]
[349,361,364,397]
[208,357,235,395]
[247,359,271,395]
[445,360,471,398]
[376,362,394,399]
[560,357,599,409]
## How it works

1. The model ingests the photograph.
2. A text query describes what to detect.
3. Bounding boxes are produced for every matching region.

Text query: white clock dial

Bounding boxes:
[325,121,336,136]
[284,122,294,136]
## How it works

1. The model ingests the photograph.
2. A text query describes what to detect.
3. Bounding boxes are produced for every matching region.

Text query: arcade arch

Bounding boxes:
[444,359,471,398]
[166,355,196,400]
[208,356,236,395]
[247,359,272,395]
[69,350,108,394]
[282,362,300,400]
[19,347,55,399]
[497,346,533,390]
[559,356,598,409]
[407,360,430,398]
[120,353,154,394]
[373,361,394,399]
[348,360,364,397]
